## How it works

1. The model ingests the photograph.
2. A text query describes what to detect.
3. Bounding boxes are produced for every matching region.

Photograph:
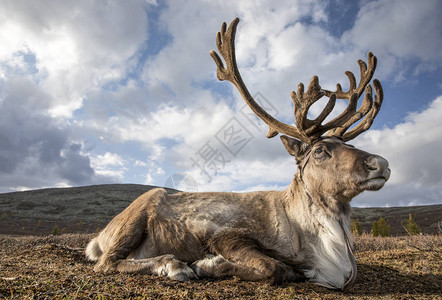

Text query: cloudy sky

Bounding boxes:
[0,0,441,207]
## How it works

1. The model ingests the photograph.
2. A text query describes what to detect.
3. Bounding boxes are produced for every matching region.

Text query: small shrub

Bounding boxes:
[52,226,59,236]
[351,219,362,235]
[371,220,379,236]
[403,213,421,235]
[377,217,391,237]
[371,217,390,237]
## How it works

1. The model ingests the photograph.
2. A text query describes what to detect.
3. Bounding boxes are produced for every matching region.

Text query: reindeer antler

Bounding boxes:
[210,18,383,144]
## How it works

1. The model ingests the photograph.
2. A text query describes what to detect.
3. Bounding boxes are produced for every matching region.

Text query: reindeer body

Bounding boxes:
[86,18,390,290]
[87,185,354,288]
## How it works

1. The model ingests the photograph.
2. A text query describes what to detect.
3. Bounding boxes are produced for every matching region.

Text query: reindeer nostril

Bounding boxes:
[364,162,377,171]
[364,157,379,171]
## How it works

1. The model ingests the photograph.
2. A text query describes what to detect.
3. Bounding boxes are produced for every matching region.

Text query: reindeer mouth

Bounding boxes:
[360,177,388,191]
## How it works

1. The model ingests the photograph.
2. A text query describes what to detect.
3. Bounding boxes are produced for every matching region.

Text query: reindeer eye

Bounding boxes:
[314,148,323,155]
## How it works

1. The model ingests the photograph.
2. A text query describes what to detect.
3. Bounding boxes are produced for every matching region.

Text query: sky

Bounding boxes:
[0,0,441,207]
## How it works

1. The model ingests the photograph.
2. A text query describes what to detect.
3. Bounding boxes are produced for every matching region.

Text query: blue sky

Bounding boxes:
[0,0,441,207]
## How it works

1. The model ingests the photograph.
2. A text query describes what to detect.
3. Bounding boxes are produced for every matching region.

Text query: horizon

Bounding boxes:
[1,183,442,209]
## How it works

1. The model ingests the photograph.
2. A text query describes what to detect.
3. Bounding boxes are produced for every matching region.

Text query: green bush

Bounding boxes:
[351,219,362,235]
[372,217,390,237]
[404,213,421,235]
[52,226,59,236]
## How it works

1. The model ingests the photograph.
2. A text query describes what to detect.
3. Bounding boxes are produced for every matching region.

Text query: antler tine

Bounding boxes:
[327,84,373,137]
[317,91,359,134]
[315,52,382,141]
[324,52,377,100]
[340,79,383,141]
[312,93,336,126]
[210,18,309,141]
[211,18,384,144]
[291,76,332,140]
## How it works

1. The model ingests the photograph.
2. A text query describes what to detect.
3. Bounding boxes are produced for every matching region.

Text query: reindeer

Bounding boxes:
[86,18,390,290]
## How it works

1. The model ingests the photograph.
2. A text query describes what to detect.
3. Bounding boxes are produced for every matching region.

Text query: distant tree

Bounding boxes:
[371,220,379,237]
[52,225,59,236]
[351,219,362,235]
[377,217,391,237]
[403,213,421,235]
[372,217,390,237]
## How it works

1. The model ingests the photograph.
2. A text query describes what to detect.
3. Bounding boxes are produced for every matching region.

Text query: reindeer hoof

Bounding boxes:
[171,273,192,281]
[170,267,198,281]
[93,262,115,273]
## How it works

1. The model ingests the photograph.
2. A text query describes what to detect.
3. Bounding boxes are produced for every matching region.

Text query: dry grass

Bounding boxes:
[1,234,441,299]
[354,233,442,251]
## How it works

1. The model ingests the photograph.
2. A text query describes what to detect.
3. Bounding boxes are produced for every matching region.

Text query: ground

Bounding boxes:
[0,234,440,299]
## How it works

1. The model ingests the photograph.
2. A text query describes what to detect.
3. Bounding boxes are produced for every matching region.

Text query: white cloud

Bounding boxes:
[143,166,166,186]
[233,183,288,194]
[342,0,442,82]
[0,0,149,117]
[144,173,155,185]
[185,154,295,193]
[344,0,441,62]
[356,95,442,187]
[80,99,235,156]
[352,95,442,206]
[135,160,148,167]
[0,0,150,192]
[91,152,125,168]
[90,152,127,180]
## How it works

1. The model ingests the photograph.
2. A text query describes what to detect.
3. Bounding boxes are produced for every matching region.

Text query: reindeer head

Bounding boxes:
[211,18,390,203]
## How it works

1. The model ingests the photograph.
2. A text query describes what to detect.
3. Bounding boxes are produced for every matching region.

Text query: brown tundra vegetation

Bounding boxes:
[0,233,441,299]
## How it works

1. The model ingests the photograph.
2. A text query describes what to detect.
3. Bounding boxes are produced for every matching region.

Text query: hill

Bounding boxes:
[0,184,178,235]
[0,184,440,236]
[352,205,441,235]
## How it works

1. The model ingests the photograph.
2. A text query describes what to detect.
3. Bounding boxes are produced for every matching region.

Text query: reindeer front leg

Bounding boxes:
[193,229,303,284]
[90,189,168,272]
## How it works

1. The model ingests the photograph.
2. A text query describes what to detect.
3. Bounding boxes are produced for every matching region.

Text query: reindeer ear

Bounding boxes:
[280,135,308,158]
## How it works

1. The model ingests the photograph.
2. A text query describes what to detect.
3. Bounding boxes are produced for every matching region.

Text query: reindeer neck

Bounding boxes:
[285,175,352,222]
[283,175,356,289]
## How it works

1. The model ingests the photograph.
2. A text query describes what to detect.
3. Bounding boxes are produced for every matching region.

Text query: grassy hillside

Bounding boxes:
[352,205,441,235]
[0,184,177,235]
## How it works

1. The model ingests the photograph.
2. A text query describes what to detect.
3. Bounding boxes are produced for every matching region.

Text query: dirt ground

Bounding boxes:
[0,234,441,299]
